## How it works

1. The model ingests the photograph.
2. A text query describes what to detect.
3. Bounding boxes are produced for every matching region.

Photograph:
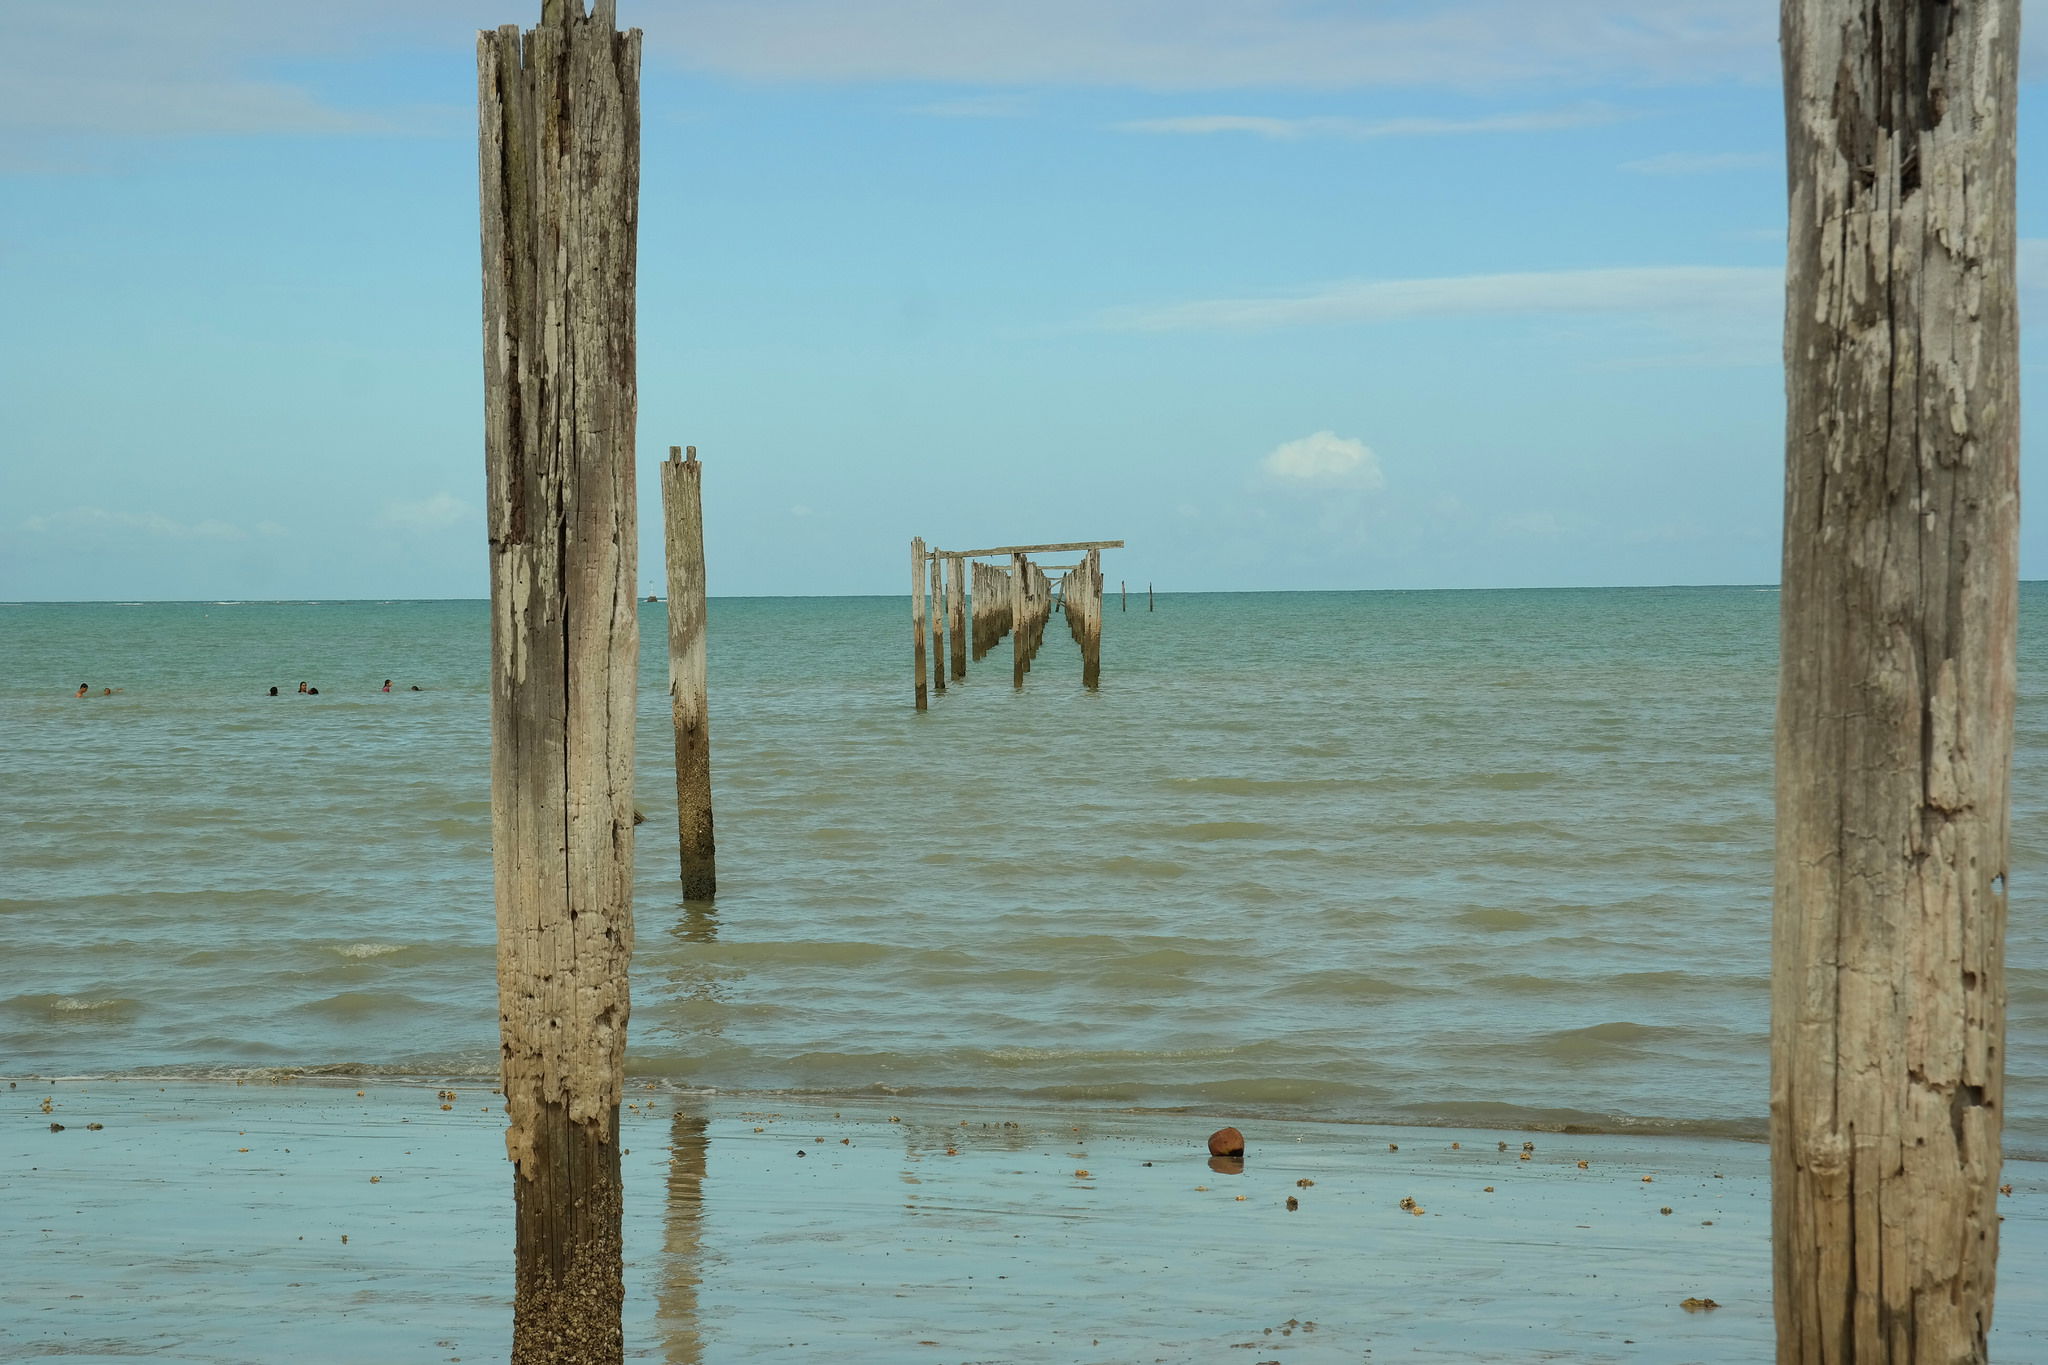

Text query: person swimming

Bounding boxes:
[75,683,88,698]
[268,686,279,696]
[382,680,392,693]
[297,682,308,694]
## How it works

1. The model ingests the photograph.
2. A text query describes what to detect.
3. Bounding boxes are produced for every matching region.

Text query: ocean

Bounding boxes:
[4,588,2044,1153]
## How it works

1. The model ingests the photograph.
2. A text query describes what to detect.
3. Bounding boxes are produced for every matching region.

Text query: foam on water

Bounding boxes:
[2,589,2045,1153]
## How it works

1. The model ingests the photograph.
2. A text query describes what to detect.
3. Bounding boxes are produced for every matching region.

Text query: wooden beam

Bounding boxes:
[660,446,713,901]
[478,4,640,1360]
[1773,2,2017,1359]
[939,540,1124,559]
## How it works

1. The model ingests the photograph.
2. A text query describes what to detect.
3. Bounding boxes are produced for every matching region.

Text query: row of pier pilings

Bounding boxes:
[909,539,1123,709]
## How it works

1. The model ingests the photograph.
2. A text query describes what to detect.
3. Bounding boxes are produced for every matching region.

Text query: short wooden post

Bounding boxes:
[1148,582,1153,612]
[1773,2,2018,1359]
[478,3,640,1359]
[910,537,928,711]
[1010,551,1026,689]
[1121,579,1126,612]
[660,446,714,900]
[928,552,946,693]
[947,555,966,680]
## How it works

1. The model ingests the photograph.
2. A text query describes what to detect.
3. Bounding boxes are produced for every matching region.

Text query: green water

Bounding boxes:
[3,588,2043,1150]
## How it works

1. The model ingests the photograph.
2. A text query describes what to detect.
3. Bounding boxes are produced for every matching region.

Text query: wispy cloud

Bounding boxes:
[663,0,1781,89]
[1120,105,1617,141]
[1104,265,1783,333]
[1621,151,1771,174]
[21,506,259,541]
[378,493,473,532]
[906,93,1035,119]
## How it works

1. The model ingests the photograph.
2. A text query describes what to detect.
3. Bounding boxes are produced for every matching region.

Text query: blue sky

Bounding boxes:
[1,0,2043,599]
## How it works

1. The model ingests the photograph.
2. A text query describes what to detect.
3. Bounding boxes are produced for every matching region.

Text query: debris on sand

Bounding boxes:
[1680,1297,1720,1312]
[1208,1127,1245,1159]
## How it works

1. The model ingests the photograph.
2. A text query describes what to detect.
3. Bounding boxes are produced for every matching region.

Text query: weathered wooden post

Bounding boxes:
[1010,551,1027,689]
[947,555,966,680]
[1148,582,1153,612]
[1121,579,1126,612]
[1773,3,2018,1360]
[660,445,714,900]
[1081,548,1102,689]
[910,537,928,711]
[929,551,946,694]
[478,3,640,1359]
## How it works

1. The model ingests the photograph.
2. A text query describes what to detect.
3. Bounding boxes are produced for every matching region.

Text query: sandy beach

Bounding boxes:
[5,1077,2043,1363]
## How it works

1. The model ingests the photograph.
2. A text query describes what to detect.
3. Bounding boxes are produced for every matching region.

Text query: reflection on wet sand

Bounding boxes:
[658,1111,709,1364]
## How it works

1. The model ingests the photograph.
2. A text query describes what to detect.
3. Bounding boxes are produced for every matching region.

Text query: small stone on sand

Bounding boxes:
[1208,1127,1245,1159]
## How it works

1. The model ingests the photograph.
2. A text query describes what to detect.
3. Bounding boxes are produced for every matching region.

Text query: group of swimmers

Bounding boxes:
[72,684,121,698]
[264,680,424,696]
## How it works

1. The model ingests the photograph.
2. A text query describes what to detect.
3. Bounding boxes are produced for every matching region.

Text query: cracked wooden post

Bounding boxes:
[478,2,640,1360]
[1773,2,2018,1360]
[947,555,966,680]
[910,537,928,711]
[661,445,714,901]
[929,550,946,694]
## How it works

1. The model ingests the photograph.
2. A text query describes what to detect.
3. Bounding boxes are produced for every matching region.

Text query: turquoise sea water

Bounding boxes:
[4,588,2045,1151]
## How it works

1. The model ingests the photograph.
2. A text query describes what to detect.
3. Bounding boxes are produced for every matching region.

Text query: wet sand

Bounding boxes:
[6,1079,2045,1363]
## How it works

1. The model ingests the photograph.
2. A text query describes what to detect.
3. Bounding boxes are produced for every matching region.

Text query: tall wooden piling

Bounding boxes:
[1010,551,1027,689]
[947,556,966,680]
[1773,2,2018,1359]
[1121,579,1126,612]
[1081,548,1102,689]
[929,552,946,693]
[660,446,713,901]
[478,3,640,1359]
[1148,583,1153,612]
[910,537,928,711]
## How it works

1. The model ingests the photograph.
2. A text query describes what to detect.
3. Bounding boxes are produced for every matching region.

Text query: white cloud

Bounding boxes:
[378,493,473,532]
[1621,151,1771,174]
[1119,105,1617,141]
[1259,432,1385,490]
[1104,264,1783,333]
[22,506,248,540]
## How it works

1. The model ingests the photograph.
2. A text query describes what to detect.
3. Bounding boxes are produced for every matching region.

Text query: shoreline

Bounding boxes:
[10,1078,2046,1363]
[2,1069,1780,1150]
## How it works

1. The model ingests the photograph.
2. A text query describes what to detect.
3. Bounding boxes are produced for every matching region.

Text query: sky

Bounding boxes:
[2,0,2045,600]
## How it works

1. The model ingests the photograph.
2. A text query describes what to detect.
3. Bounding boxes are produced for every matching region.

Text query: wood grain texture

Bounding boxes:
[479,3,639,1358]
[661,446,713,900]
[1774,2,2018,1360]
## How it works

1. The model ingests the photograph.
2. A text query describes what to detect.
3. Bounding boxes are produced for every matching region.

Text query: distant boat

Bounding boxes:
[645,594,662,603]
